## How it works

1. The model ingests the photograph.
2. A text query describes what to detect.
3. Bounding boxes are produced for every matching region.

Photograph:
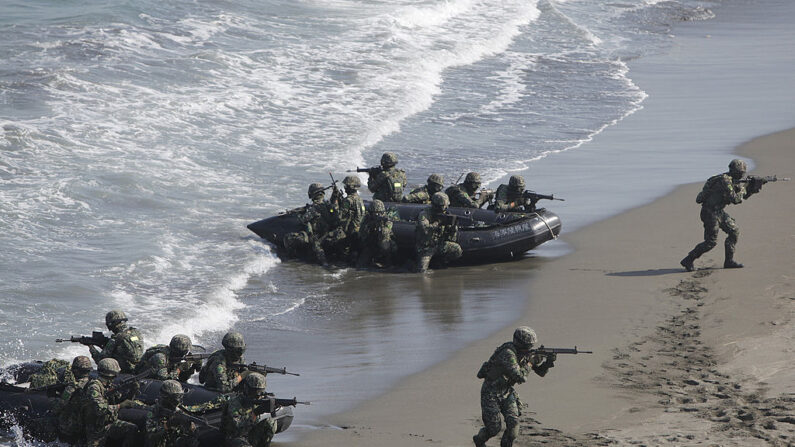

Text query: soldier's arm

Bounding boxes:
[367,172,386,193]
[216,362,243,393]
[496,349,527,384]
[720,176,744,204]
[91,337,117,362]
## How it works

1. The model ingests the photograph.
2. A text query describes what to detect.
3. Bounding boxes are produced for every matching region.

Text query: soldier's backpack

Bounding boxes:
[696,174,727,204]
[116,327,144,366]
[136,344,170,374]
[29,359,71,388]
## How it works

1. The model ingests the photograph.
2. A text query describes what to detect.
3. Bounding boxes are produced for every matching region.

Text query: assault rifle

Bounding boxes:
[347,166,382,176]
[737,175,790,184]
[529,346,593,356]
[252,396,311,415]
[181,353,212,362]
[329,172,342,204]
[161,406,213,428]
[108,368,155,394]
[231,362,300,377]
[55,331,110,348]
[523,190,565,205]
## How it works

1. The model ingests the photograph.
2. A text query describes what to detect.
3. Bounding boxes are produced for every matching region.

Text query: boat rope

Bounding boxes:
[535,213,558,240]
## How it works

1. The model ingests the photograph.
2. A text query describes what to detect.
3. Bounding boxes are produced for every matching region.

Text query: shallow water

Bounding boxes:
[2,0,795,442]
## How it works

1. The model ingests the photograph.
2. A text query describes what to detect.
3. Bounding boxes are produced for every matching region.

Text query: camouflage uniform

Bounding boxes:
[52,356,93,441]
[200,349,245,393]
[137,345,199,382]
[367,152,407,202]
[473,328,554,447]
[681,160,761,271]
[89,311,144,374]
[415,193,462,272]
[323,176,366,260]
[220,395,278,447]
[445,173,493,208]
[493,176,527,212]
[402,174,445,204]
[29,358,73,388]
[357,200,399,268]
[283,184,335,264]
[144,405,199,447]
[81,379,138,447]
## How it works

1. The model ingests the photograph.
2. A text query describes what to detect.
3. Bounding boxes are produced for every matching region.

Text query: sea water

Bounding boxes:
[2,0,795,440]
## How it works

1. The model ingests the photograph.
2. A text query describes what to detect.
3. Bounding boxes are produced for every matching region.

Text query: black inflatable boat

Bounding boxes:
[0,362,294,444]
[247,202,562,262]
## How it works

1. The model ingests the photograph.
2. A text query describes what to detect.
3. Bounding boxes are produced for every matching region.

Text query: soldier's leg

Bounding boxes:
[682,208,719,270]
[441,241,463,263]
[474,391,502,446]
[248,417,278,447]
[719,212,743,268]
[499,394,520,447]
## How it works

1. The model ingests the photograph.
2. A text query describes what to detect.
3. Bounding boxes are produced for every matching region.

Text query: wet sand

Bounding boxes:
[295,129,795,446]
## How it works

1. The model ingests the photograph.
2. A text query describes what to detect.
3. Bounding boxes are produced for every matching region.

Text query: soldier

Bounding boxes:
[89,310,144,374]
[143,379,200,447]
[323,175,367,261]
[81,358,139,447]
[367,152,407,203]
[220,372,277,447]
[283,183,334,265]
[446,172,494,208]
[199,331,247,393]
[357,199,399,268]
[493,175,527,212]
[680,159,763,271]
[402,174,445,204]
[415,192,462,273]
[136,334,201,382]
[52,356,92,443]
[473,327,556,447]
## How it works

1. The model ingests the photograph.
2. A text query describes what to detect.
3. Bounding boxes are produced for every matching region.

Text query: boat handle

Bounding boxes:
[470,237,481,243]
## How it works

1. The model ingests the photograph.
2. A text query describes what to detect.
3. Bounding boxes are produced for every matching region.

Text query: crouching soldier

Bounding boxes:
[221,373,277,447]
[414,192,462,273]
[200,331,247,393]
[144,379,200,447]
[357,199,399,268]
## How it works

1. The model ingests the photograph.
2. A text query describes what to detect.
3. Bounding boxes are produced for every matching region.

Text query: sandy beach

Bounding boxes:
[296,129,794,446]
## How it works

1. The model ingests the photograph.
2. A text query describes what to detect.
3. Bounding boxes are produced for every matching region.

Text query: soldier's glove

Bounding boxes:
[545,352,557,368]
[747,177,764,193]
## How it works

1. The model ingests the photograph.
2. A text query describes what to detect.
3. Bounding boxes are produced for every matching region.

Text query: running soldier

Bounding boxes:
[89,310,144,374]
[367,152,407,203]
[357,199,399,268]
[446,172,494,208]
[680,159,763,271]
[473,327,556,447]
[415,192,462,273]
[402,174,445,204]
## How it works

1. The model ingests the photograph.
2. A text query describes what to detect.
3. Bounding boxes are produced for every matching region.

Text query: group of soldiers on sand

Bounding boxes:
[282,152,539,272]
[31,310,284,447]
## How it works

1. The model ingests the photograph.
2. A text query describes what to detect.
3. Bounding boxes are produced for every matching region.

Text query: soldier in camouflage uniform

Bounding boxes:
[323,175,367,261]
[220,373,277,447]
[81,358,139,447]
[415,192,462,273]
[143,379,200,447]
[402,174,445,204]
[446,172,494,209]
[357,199,399,268]
[136,334,201,382]
[89,310,144,374]
[367,152,407,203]
[283,183,335,265]
[52,356,93,442]
[473,327,556,447]
[680,159,763,271]
[493,175,528,212]
[199,331,247,393]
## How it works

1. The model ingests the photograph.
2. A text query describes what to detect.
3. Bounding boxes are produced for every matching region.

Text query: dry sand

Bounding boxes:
[294,127,795,447]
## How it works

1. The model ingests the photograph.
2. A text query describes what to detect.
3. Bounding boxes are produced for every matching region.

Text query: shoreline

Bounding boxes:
[295,127,794,446]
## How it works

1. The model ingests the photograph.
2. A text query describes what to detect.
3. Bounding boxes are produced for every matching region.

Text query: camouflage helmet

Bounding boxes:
[308,183,325,199]
[97,358,121,378]
[380,152,398,168]
[728,159,747,176]
[243,372,267,391]
[71,355,92,373]
[149,352,167,370]
[222,331,246,350]
[431,192,450,209]
[105,310,128,328]
[169,334,192,357]
[513,326,537,350]
[464,172,481,185]
[508,175,525,190]
[342,175,361,189]
[427,174,444,187]
[160,379,184,398]
[370,199,386,214]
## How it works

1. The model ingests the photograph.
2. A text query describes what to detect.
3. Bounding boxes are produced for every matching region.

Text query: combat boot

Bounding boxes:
[724,259,744,269]
[680,255,695,272]
[473,435,486,447]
